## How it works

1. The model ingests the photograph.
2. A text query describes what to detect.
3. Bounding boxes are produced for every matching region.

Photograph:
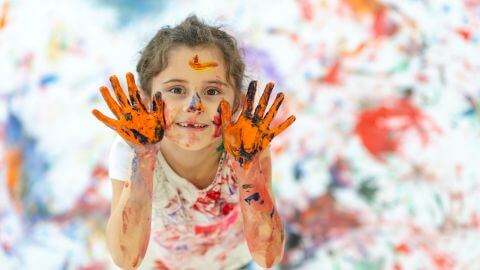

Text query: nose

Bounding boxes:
[185,93,206,114]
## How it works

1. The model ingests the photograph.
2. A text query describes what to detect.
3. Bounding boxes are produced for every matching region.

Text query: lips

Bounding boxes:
[176,122,208,128]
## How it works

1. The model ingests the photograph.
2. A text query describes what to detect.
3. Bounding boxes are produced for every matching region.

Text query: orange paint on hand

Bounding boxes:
[219,81,296,169]
[189,54,218,71]
[92,72,167,146]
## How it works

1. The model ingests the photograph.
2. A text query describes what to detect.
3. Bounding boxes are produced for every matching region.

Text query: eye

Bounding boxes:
[168,87,184,94]
[205,88,221,95]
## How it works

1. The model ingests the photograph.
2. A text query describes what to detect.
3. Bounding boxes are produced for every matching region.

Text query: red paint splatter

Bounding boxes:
[91,164,108,180]
[322,60,341,85]
[212,114,222,138]
[456,28,472,40]
[221,202,235,215]
[354,98,440,161]
[298,0,314,21]
[206,189,221,200]
[373,8,398,38]
[394,242,411,254]
[154,259,171,270]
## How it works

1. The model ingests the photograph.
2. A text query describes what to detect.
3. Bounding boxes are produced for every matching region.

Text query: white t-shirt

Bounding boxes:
[108,136,252,270]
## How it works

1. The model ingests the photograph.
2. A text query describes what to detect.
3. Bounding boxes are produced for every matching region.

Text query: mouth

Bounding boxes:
[175,122,209,130]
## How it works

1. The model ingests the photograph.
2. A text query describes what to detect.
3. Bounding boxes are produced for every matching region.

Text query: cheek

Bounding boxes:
[164,105,176,127]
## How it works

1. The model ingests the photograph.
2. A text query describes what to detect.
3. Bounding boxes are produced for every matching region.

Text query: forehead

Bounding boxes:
[159,45,227,80]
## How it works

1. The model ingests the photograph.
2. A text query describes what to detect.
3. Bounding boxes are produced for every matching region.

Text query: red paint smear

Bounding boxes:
[206,189,221,200]
[91,164,108,180]
[298,0,314,21]
[456,28,472,40]
[154,260,171,270]
[354,98,440,161]
[194,206,239,236]
[212,114,222,138]
[323,60,341,85]
[189,54,218,71]
[394,242,411,254]
[373,8,398,38]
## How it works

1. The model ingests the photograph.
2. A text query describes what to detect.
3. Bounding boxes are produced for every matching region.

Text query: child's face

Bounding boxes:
[151,45,236,151]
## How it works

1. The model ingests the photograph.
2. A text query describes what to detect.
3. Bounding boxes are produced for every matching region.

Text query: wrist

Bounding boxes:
[133,144,160,158]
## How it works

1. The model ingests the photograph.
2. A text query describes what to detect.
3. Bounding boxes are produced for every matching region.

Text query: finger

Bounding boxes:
[271,115,296,137]
[253,82,274,124]
[126,72,147,112]
[153,92,166,129]
[110,75,130,109]
[99,86,123,119]
[219,99,232,130]
[263,92,285,126]
[243,81,257,118]
[92,109,120,130]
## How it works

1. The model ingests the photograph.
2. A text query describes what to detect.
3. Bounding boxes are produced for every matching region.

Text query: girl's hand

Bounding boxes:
[219,81,296,169]
[92,72,166,149]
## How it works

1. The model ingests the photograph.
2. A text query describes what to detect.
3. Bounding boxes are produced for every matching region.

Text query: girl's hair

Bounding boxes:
[136,15,245,111]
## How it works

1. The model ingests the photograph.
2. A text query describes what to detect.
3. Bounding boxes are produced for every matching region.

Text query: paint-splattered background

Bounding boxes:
[1,0,480,269]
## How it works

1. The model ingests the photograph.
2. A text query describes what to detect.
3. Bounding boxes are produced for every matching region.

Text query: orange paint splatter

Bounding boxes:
[219,81,295,169]
[343,0,384,17]
[0,1,9,30]
[5,147,23,214]
[189,54,218,71]
[92,72,166,146]
[354,98,441,161]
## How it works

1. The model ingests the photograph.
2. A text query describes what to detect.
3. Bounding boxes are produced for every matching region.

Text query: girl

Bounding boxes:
[92,15,296,270]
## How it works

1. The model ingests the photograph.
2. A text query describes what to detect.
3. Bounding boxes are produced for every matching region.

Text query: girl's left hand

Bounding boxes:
[219,81,296,169]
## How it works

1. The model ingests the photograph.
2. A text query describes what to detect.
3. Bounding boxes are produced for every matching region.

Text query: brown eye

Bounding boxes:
[168,87,184,94]
[206,88,221,95]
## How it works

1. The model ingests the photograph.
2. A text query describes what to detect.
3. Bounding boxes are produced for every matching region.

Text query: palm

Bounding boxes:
[92,72,166,146]
[219,81,296,169]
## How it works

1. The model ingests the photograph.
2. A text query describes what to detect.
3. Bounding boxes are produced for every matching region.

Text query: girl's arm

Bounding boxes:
[106,148,156,269]
[230,145,285,268]
[92,73,167,269]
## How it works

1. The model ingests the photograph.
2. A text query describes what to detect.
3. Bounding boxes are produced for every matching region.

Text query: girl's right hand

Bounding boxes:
[92,72,166,151]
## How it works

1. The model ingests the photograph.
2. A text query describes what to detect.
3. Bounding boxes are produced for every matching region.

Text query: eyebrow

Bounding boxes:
[163,79,188,84]
[204,80,229,87]
[162,79,229,87]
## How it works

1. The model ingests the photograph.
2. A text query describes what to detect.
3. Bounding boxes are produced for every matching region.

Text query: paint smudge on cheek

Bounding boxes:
[189,54,218,71]
[187,93,206,114]
[212,111,222,138]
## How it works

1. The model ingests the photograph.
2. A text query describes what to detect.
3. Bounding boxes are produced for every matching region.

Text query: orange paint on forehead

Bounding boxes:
[189,54,218,71]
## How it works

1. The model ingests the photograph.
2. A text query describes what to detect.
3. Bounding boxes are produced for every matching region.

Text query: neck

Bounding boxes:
[159,137,223,185]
